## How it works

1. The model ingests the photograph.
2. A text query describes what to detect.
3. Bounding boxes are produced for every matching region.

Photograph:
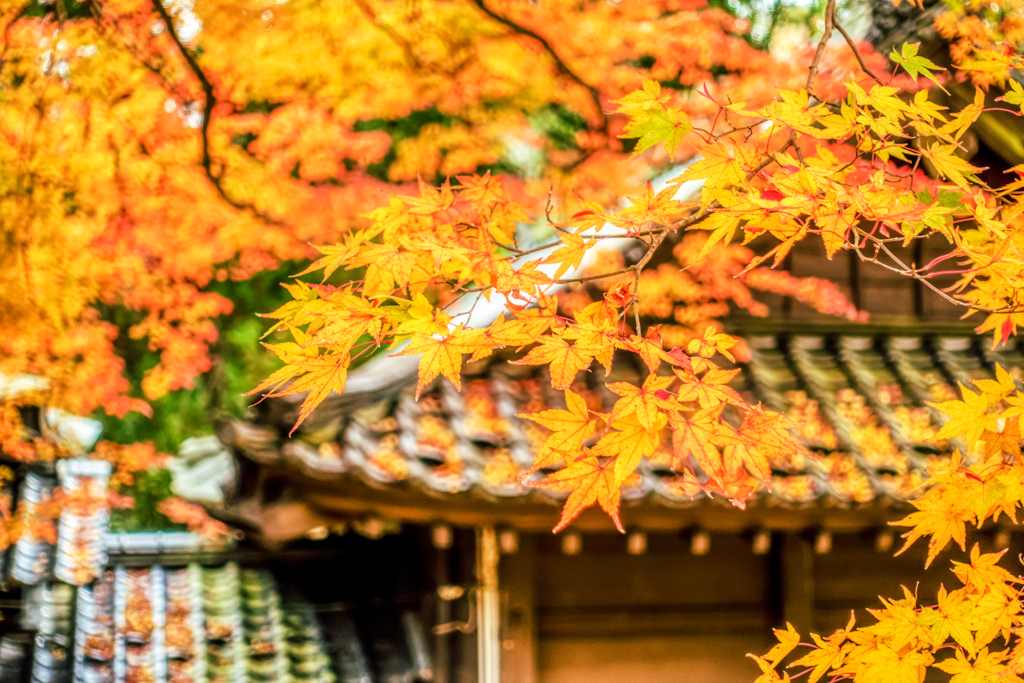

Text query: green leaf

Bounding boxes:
[890,42,947,92]
[998,79,1024,109]
[619,107,693,158]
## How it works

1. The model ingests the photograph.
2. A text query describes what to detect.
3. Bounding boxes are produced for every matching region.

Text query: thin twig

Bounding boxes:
[557,266,635,284]
[833,14,883,84]
[849,226,1017,314]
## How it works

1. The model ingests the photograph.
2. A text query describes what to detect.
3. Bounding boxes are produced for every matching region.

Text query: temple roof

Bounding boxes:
[6,561,435,683]
[214,325,1021,535]
[0,456,432,683]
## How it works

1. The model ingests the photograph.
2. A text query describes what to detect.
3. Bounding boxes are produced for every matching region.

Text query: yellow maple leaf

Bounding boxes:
[393,330,469,399]
[519,389,600,475]
[528,456,624,532]
[512,336,594,389]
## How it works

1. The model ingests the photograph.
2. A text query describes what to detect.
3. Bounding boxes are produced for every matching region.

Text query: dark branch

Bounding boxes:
[470,0,608,135]
[805,0,836,97]
[150,0,283,224]
[833,12,884,84]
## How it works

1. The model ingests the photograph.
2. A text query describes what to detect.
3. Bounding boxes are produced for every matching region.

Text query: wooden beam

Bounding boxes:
[500,534,538,683]
[781,533,815,635]
[477,526,501,683]
[434,541,452,683]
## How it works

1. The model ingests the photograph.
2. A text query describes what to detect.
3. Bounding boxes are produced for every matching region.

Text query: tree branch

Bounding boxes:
[470,0,608,135]
[832,12,883,84]
[849,226,1018,314]
[150,0,284,224]
[805,0,836,97]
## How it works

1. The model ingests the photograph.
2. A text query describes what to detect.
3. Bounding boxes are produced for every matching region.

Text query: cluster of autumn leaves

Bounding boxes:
[752,364,1024,682]
[5,0,1024,678]
[0,0,789,417]
[248,8,1024,680]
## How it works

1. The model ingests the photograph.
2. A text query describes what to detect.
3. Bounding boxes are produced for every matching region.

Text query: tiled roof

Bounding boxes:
[8,561,433,683]
[4,460,112,589]
[219,329,1024,513]
[0,455,428,683]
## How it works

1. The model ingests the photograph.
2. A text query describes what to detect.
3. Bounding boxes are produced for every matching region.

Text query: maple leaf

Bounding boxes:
[269,350,351,434]
[931,383,1000,451]
[685,325,738,361]
[952,545,1022,598]
[893,461,975,566]
[934,647,1009,683]
[760,623,802,667]
[890,42,947,91]
[612,78,670,116]
[736,406,804,463]
[390,293,453,338]
[676,142,747,193]
[519,389,600,475]
[393,331,468,399]
[921,143,983,189]
[691,212,743,261]
[674,365,745,408]
[455,171,507,210]
[668,404,728,482]
[590,413,663,488]
[514,294,564,337]
[512,336,594,389]
[528,456,624,533]
[789,632,849,683]
[620,106,693,158]
[544,233,594,279]
[606,374,676,434]
[564,301,621,372]
[722,442,770,485]
[311,297,387,349]
[293,233,368,281]
[618,181,684,227]
[622,327,679,373]
[982,415,1021,460]
[404,177,456,214]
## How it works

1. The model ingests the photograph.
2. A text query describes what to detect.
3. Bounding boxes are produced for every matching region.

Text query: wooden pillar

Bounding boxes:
[500,534,537,683]
[781,533,815,634]
[477,526,500,683]
[433,528,452,683]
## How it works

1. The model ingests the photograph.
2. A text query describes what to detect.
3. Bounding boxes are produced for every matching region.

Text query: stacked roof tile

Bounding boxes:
[0,460,432,682]
[221,331,1022,511]
[8,560,434,683]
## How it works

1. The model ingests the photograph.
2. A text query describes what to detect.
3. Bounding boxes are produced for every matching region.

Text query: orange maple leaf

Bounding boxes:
[621,326,682,373]
[393,331,467,399]
[404,177,456,215]
[669,404,727,480]
[519,389,600,475]
[512,336,593,389]
[983,415,1021,460]
[736,405,805,465]
[278,352,351,433]
[591,414,663,486]
[607,374,676,434]
[674,365,745,408]
[544,233,595,279]
[528,456,624,532]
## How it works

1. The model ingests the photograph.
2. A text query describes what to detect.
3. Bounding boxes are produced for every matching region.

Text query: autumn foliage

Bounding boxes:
[6,0,1024,679]
[0,0,814,538]
[0,0,792,417]
[242,0,1024,680]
